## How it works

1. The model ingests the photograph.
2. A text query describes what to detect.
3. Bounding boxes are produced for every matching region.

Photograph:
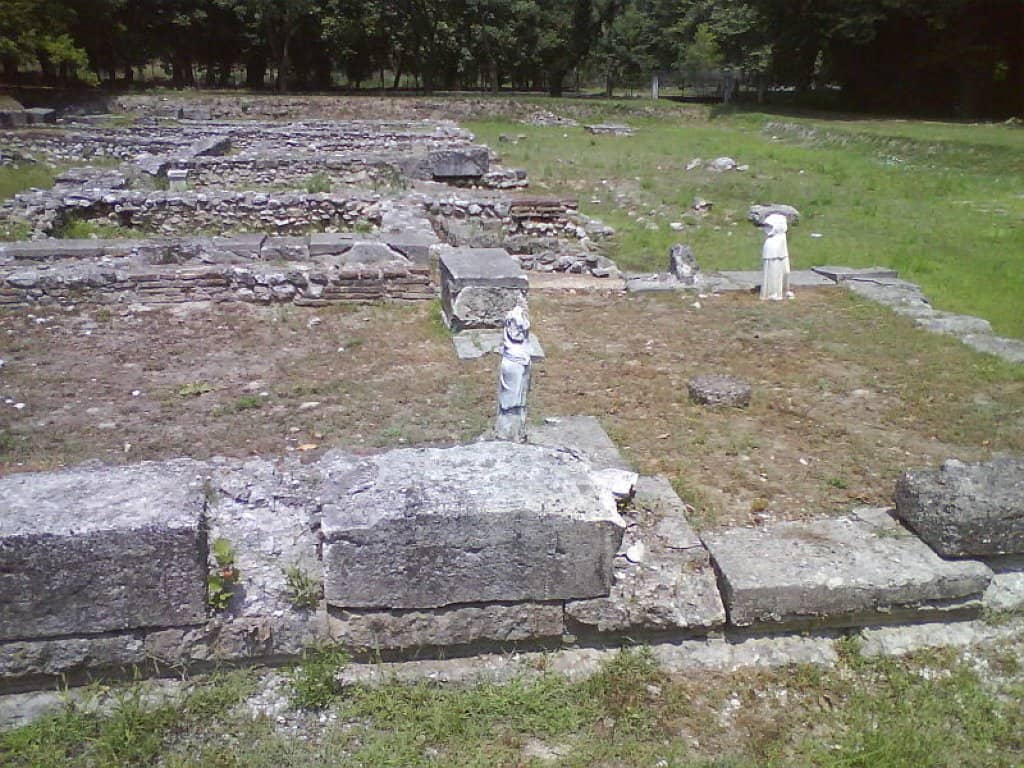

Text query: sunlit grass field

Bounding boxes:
[469,107,1024,339]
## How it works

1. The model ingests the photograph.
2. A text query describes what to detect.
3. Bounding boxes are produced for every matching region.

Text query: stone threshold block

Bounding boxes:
[439,247,527,331]
[0,461,209,642]
[566,476,726,633]
[320,443,626,610]
[895,458,1024,557]
[703,508,992,630]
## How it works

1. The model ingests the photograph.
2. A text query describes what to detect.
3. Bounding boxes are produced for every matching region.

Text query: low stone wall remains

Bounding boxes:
[0,417,1020,695]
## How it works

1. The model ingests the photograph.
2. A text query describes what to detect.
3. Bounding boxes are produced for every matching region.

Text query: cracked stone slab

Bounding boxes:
[320,443,626,609]
[894,458,1024,557]
[0,460,208,641]
[703,507,993,629]
[528,415,632,472]
[812,265,898,283]
[439,247,528,331]
[566,476,725,632]
[451,329,545,360]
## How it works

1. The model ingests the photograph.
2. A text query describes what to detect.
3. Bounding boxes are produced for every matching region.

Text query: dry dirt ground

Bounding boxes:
[0,280,1019,528]
[2,281,1022,530]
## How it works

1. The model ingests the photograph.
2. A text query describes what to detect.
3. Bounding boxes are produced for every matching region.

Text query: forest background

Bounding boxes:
[1,0,1022,117]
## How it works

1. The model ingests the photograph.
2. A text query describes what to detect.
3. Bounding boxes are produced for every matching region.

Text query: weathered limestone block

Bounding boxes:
[324,602,564,651]
[703,508,993,629]
[566,476,726,632]
[427,146,489,178]
[439,247,527,331]
[0,461,208,641]
[320,443,626,609]
[748,203,800,226]
[894,458,1024,557]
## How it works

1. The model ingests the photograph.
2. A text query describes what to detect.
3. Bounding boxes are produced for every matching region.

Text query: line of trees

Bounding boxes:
[1,0,1021,116]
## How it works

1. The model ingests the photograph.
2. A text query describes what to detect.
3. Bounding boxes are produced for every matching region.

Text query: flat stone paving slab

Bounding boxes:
[0,461,208,641]
[703,507,992,629]
[528,415,632,472]
[451,329,545,360]
[705,270,835,292]
[812,265,899,282]
[320,442,626,610]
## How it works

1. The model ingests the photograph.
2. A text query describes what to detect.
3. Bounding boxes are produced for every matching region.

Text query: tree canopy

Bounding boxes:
[0,0,1020,116]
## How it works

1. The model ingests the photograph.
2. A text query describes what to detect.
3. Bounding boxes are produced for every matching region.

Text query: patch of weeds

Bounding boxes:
[229,394,263,412]
[207,537,240,612]
[424,298,453,340]
[0,164,58,203]
[55,218,131,240]
[283,565,322,610]
[176,380,214,397]
[288,645,350,710]
[0,218,32,241]
[94,307,113,323]
[0,428,15,456]
[671,475,718,530]
[352,220,374,234]
[305,172,331,193]
[582,646,665,737]
[825,476,848,489]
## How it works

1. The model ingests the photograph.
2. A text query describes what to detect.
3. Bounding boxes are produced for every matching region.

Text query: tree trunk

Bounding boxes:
[246,51,267,89]
[548,68,566,96]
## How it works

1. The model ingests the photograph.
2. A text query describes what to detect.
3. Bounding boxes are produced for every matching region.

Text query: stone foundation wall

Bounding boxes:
[0,419,1019,695]
[4,188,383,238]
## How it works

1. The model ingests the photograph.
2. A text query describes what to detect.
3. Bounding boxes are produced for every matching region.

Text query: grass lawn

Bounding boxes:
[3,640,1022,767]
[468,106,1024,339]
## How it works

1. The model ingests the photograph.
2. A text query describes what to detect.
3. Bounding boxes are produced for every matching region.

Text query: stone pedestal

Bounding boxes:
[167,169,189,192]
[439,247,528,331]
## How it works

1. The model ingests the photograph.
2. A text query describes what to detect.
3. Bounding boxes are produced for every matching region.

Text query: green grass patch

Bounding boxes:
[54,218,132,240]
[3,641,1022,767]
[468,105,1024,339]
[0,164,58,203]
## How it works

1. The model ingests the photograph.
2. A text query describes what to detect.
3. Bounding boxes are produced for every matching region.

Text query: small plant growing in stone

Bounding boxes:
[305,173,331,194]
[207,537,240,612]
[284,565,322,610]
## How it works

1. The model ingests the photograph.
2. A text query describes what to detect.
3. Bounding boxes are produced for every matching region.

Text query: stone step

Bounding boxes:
[702,507,993,630]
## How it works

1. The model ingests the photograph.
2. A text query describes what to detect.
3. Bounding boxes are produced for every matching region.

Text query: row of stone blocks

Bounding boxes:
[0,419,1020,693]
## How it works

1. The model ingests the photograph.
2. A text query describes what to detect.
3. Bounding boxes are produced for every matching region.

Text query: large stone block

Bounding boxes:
[427,146,489,178]
[703,508,992,629]
[320,443,626,609]
[0,461,208,642]
[894,458,1024,557]
[439,247,527,331]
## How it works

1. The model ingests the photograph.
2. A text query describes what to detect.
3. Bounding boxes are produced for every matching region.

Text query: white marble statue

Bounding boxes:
[760,213,793,301]
[495,306,532,442]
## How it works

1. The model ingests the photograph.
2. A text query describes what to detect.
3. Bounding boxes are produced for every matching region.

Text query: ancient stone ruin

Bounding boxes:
[1,97,1022,699]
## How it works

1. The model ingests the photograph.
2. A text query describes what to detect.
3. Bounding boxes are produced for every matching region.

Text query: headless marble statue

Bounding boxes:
[760,213,792,301]
[495,306,531,442]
